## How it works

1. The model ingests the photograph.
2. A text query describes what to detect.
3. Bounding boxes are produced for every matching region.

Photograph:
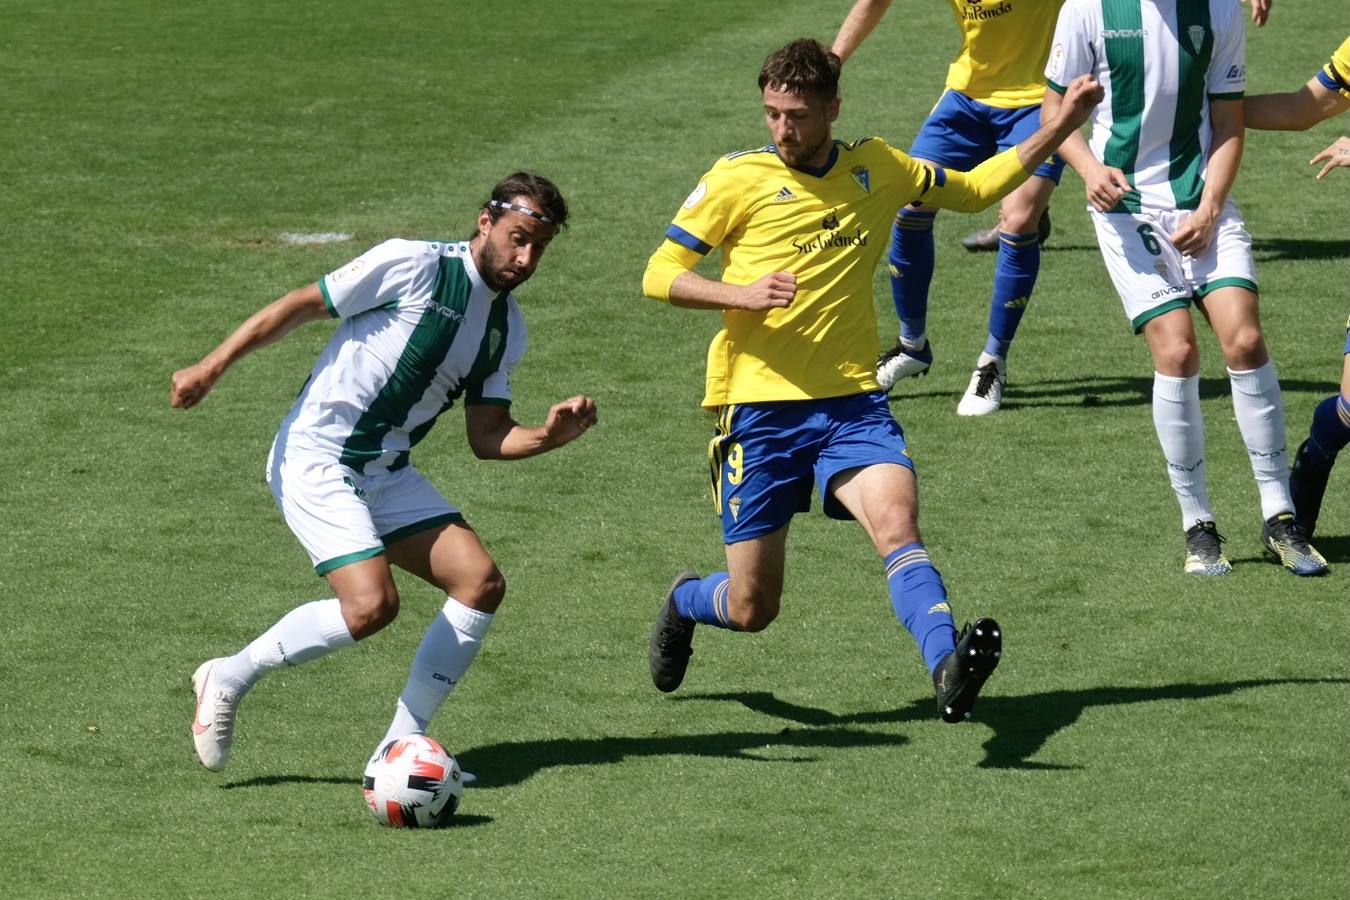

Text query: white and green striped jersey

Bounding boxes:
[1045,0,1246,212]
[278,238,526,474]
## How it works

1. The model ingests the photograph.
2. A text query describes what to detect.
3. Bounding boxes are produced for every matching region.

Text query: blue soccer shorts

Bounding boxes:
[707,392,913,544]
[910,89,1065,183]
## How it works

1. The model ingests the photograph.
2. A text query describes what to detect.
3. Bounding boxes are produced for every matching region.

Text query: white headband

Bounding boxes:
[488,199,555,225]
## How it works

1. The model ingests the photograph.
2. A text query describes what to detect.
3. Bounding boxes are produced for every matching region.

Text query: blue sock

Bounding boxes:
[673,572,736,629]
[890,209,936,345]
[1307,393,1350,463]
[884,543,957,673]
[983,231,1040,360]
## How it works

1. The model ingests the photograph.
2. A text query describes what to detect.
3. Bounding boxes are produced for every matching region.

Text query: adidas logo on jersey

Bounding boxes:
[774,186,796,202]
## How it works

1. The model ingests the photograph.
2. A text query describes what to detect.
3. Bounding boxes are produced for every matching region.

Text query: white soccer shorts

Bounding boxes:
[266,441,462,575]
[1089,200,1257,333]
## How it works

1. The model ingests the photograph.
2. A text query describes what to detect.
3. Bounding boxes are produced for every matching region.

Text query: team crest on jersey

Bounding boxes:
[1048,44,1065,79]
[850,165,870,193]
[821,210,840,230]
[728,496,741,522]
[1187,25,1205,53]
[330,258,367,283]
[683,180,708,209]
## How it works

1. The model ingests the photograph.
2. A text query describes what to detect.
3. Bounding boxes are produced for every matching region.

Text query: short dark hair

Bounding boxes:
[483,172,569,229]
[758,38,841,100]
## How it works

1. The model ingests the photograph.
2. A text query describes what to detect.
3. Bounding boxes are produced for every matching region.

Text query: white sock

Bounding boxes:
[214,598,354,694]
[976,351,1006,374]
[901,331,927,351]
[1153,372,1214,529]
[1228,361,1294,520]
[379,597,494,747]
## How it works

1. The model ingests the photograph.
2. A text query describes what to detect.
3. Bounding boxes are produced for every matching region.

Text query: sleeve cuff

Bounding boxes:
[664,224,713,255]
[319,278,339,317]
[1317,67,1347,93]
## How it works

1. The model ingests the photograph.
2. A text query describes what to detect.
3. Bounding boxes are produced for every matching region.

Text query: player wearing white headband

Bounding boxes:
[172,172,599,773]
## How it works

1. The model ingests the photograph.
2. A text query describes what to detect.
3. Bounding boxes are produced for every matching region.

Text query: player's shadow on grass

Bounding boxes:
[889,375,1336,411]
[1229,531,1350,565]
[1037,239,1349,262]
[221,774,354,789]
[1251,237,1350,262]
[220,774,495,826]
[1306,533,1350,563]
[1038,243,1107,253]
[997,375,1335,411]
[454,726,908,788]
[885,375,1154,407]
[677,677,1348,770]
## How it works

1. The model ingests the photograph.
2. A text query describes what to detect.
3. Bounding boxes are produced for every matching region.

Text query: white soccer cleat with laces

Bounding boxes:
[956,358,1007,416]
[875,339,934,392]
[191,658,240,772]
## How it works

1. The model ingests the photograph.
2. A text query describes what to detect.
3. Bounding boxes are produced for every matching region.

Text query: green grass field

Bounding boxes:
[3,2,1347,897]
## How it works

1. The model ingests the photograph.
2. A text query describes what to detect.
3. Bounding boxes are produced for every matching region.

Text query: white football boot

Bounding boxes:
[956,354,1007,416]
[191,659,240,772]
[875,339,934,392]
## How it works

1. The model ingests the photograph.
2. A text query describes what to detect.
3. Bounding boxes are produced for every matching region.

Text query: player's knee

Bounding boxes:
[1153,337,1199,376]
[998,200,1039,233]
[875,519,921,554]
[1222,326,1267,369]
[344,587,401,639]
[727,591,780,632]
[732,604,778,633]
[460,563,506,613]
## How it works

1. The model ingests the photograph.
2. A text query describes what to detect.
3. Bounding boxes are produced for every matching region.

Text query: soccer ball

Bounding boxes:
[362,735,463,827]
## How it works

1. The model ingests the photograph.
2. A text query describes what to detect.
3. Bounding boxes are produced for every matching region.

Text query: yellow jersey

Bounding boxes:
[643,139,1029,408]
[1321,36,1350,100]
[944,0,1065,108]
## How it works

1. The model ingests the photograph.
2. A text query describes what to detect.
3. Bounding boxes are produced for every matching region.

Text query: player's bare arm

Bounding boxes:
[923,76,1103,214]
[831,0,892,62]
[1169,99,1243,258]
[1246,79,1350,131]
[464,396,598,461]
[170,282,330,409]
[1040,88,1130,212]
[1242,0,1271,27]
[1015,75,1103,171]
[1311,136,1350,178]
[666,270,796,312]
